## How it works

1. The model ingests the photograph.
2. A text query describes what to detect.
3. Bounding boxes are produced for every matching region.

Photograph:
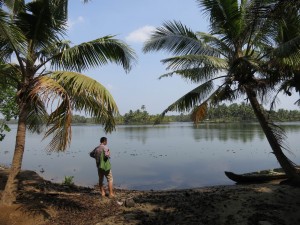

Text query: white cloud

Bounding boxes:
[126,26,156,43]
[67,16,85,30]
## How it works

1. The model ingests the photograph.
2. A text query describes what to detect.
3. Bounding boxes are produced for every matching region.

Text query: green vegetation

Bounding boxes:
[62,176,74,186]
[72,115,88,124]
[143,0,300,184]
[3,103,299,127]
[207,103,300,122]
[1,0,300,207]
[0,0,136,205]
[119,105,190,124]
[68,103,300,125]
[0,85,18,141]
[116,104,300,124]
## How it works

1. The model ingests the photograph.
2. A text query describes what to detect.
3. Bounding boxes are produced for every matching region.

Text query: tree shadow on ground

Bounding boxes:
[128,189,220,225]
[120,185,300,225]
[17,191,86,219]
[0,169,93,221]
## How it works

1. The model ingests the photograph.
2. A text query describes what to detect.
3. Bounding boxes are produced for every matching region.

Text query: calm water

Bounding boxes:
[0,122,300,190]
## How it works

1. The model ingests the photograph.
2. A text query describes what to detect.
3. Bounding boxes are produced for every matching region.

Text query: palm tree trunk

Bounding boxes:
[0,105,27,206]
[245,87,300,184]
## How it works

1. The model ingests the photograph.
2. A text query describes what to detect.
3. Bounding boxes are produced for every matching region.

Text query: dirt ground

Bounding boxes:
[1,168,300,225]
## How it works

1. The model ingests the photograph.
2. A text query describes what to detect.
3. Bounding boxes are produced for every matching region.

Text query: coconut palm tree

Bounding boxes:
[267,2,300,109]
[0,0,136,205]
[143,0,300,184]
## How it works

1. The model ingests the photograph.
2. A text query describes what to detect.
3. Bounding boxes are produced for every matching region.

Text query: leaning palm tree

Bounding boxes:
[0,0,136,205]
[143,0,300,184]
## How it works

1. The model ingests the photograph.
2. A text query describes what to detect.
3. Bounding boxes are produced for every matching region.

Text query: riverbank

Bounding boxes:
[0,168,300,225]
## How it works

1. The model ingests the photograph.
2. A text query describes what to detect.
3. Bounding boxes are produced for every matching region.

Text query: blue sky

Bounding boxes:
[66,0,299,115]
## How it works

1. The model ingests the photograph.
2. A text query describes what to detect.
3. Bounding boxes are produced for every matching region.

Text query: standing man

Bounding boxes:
[95,137,115,198]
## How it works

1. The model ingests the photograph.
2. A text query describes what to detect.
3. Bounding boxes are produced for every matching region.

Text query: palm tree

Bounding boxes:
[0,0,136,205]
[143,0,300,184]
[267,2,300,109]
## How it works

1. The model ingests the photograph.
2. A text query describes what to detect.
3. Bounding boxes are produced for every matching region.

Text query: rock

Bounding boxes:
[125,198,135,208]
[117,200,123,206]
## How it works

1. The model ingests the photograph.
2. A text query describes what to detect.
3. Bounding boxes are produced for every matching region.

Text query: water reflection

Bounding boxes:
[117,122,300,145]
[0,122,299,190]
[119,124,177,144]
[192,122,300,143]
[193,123,264,142]
[119,125,152,144]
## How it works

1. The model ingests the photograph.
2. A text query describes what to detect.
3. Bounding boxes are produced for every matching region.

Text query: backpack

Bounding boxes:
[89,147,97,158]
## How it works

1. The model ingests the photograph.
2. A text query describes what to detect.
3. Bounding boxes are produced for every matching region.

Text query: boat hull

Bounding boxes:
[224,171,287,183]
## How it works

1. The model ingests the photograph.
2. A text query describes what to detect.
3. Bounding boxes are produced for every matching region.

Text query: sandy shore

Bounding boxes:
[0,168,300,225]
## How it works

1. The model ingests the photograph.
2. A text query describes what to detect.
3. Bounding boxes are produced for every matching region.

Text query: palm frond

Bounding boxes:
[15,0,67,51]
[25,91,48,134]
[29,75,71,151]
[269,86,283,112]
[209,84,238,105]
[51,0,68,22]
[0,8,26,66]
[0,0,25,15]
[269,6,300,64]
[267,121,296,159]
[270,74,300,110]
[29,71,119,151]
[279,51,300,67]
[161,55,228,71]
[51,36,136,73]
[35,40,71,71]
[160,80,215,116]
[198,0,245,39]
[197,32,232,57]
[51,71,119,125]
[268,122,286,148]
[254,0,300,22]
[273,36,300,59]
[143,21,218,56]
[159,67,222,83]
[157,78,228,124]
[191,102,208,124]
[46,99,72,151]
[0,63,21,87]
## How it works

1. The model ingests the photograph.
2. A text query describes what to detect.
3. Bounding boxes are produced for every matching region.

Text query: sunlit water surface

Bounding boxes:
[1,122,299,190]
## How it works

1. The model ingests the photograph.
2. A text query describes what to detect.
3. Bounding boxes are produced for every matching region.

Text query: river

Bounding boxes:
[0,122,299,190]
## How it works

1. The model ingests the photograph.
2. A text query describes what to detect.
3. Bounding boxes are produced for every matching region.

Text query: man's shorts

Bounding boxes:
[97,168,113,185]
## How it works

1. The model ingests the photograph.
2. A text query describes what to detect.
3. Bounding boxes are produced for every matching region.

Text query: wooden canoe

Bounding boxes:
[224,170,287,183]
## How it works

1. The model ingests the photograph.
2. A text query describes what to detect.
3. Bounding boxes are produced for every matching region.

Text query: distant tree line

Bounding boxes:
[69,103,300,124]
[119,105,190,124]
[57,105,190,125]
[2,103,299,126]
[206,103,300,122]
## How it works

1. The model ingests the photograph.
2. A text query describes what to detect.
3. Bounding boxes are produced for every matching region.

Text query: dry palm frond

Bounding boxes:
[28,71,119,151]
[191,102,208,124]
